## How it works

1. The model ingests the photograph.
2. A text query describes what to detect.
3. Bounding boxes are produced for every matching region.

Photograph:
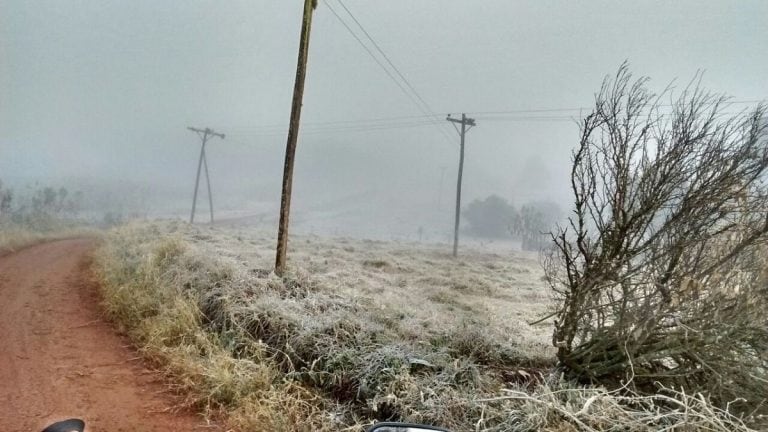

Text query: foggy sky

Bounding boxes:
[2,1,767,236]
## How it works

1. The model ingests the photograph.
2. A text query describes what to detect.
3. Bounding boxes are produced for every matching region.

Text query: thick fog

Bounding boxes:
[2,1,767,240]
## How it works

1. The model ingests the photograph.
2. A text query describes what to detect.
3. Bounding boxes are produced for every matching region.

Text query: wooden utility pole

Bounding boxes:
[188,127,225,224]
[446,114,476,257]
[275,0,318,276]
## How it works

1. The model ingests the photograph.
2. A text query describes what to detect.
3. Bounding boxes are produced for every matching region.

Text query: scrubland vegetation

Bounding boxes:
[96,221,556,431]
[95,219,761,431]
[0,180,99,252]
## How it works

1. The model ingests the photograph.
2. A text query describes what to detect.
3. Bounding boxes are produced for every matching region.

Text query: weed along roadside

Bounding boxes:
[93,221,555,431]
[92,221,762,431]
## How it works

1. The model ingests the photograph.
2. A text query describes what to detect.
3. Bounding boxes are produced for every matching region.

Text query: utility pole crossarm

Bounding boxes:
[446,116,476,127]
[187,126,225,139]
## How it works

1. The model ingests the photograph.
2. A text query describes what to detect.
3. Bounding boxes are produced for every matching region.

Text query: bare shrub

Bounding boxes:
[546,63,768,416]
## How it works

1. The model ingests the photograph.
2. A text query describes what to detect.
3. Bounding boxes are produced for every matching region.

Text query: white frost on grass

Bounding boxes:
[101,220,761,431]
[174,220,554,359]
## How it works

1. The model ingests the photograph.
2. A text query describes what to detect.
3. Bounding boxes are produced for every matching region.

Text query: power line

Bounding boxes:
[469,107,586,115]
[466,99,765,116]
[224,119,439,133]
[216,99,767,140]
[221,111,567,133]
[335,0,437,119]
[333,0,457,146]
[220,99,767,134]
[225,120,441,137]
[476,116,576,122]
[322,0,454,145]
[221,114,441,132]
[219,108,761,138]
[322,1,416,112]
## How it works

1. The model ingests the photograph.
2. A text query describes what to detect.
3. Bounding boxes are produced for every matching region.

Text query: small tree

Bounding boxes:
[464,194,518,238]
[512,201,561,251]
[545,64,768,412]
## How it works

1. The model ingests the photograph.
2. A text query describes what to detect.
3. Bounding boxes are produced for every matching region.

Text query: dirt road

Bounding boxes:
[0,239,222,431]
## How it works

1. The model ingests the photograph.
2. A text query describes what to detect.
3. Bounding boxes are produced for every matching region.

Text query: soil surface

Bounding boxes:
[0,239,223,431]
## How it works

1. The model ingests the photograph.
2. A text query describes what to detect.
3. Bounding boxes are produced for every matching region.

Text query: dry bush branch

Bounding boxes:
[547,63,768,420]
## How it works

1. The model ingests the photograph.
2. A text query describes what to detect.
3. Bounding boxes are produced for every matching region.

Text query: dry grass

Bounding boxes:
[0,221,101,253]
[94,229,347,431]
[93,221,761,431]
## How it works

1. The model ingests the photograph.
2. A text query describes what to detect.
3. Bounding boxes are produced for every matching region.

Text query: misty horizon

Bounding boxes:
[3,1,767,239]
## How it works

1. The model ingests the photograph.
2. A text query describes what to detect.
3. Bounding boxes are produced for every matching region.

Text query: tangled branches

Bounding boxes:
[545,63,768,415]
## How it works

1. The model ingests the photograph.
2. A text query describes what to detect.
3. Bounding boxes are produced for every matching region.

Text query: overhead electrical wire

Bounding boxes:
[334,0,440,120]
[323,0,455,145]
[466,99,765,116]
[322,1,419,114]
[226,119,440,137]
[220,104,762,137]
[222,113,441,133]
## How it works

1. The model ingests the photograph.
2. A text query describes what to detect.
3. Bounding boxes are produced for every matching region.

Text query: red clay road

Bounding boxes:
[0,239,223,431]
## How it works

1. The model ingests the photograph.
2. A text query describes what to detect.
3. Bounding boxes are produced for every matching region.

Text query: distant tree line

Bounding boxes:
[463,194,561,251]
[0,179,84,227]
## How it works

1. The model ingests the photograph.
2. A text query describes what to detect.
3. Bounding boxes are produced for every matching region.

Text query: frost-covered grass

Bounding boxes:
[185,221,554,360]
[94,220,759,431]
[0,219,101,253]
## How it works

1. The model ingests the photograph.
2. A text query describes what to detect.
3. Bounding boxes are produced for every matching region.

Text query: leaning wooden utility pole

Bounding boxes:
[188,127,225,224]
[446,113,476,257]
[275,0,317,276]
